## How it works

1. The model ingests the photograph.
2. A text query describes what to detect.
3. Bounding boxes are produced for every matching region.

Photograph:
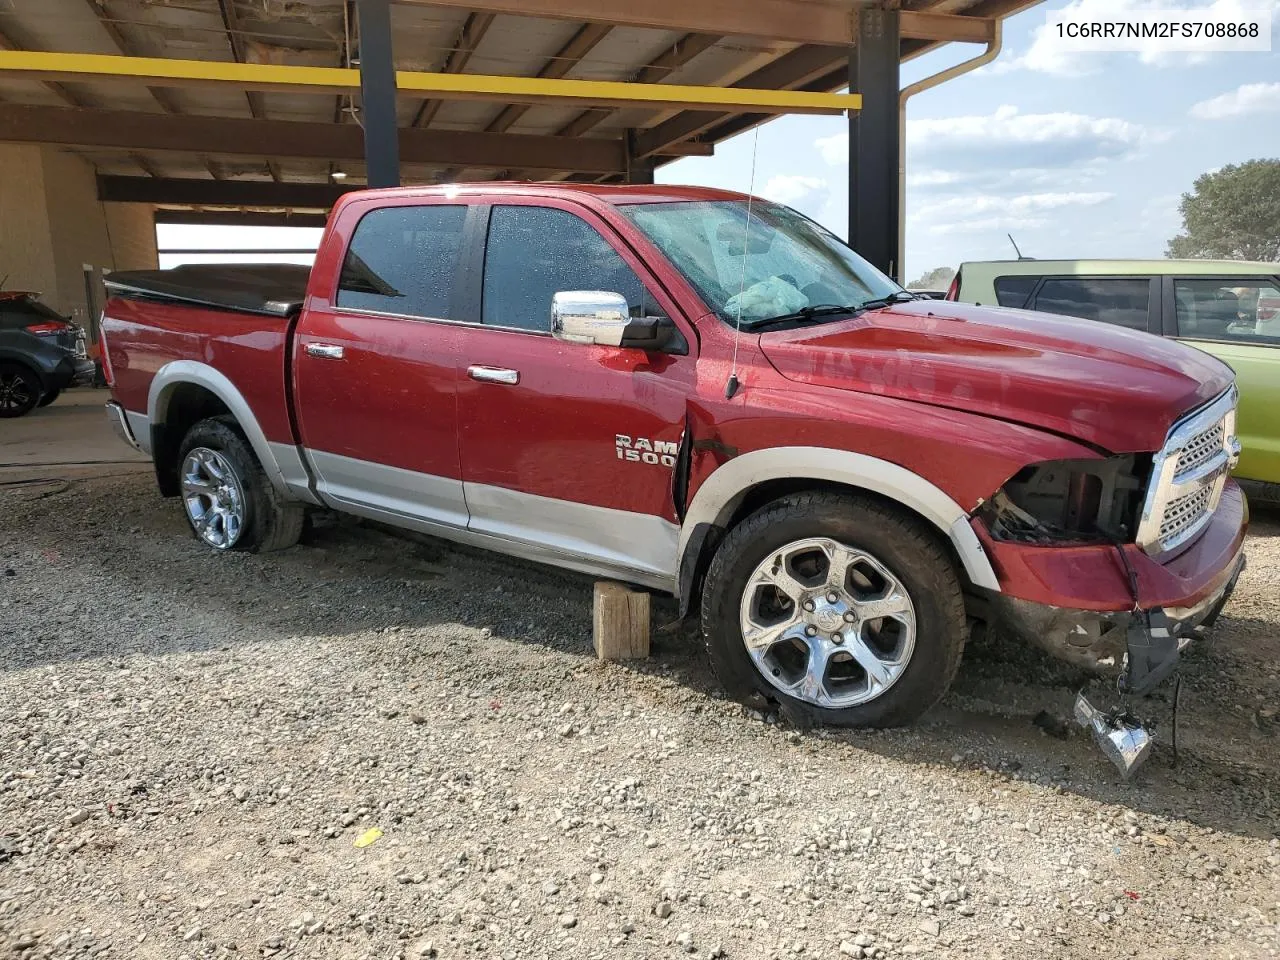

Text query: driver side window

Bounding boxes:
[481,205,661,332]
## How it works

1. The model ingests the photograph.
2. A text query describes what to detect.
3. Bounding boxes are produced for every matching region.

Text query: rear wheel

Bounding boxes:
[177,417,304,553]
[0,363,41,418]
[37,387,61,408]
[701,492,967,728]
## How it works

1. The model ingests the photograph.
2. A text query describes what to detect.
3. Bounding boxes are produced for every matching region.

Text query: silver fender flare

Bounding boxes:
[679,445,1001,592]
[148,360,300,496]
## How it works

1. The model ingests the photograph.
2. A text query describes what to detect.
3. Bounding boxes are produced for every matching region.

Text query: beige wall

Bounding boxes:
[0,145,157,331]
[105,202,160,274]
[0,144,57,304]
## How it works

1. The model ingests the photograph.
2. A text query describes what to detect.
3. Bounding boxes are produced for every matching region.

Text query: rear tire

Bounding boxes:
[177,417,304,553]
[700,491,967,728]
[0,363,41,418]
[37,387,61,408]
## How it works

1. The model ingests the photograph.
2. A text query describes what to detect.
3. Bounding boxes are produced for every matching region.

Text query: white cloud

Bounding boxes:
[910,191,1114,235]
[815,134,847,166]
[760,174,827,205]
[907,105,1147,152]
[817,106,1150,171]
[995,0,1280,75]
[1190,82,1280,119]
[906,170,964,188]
[926,217,1049,237]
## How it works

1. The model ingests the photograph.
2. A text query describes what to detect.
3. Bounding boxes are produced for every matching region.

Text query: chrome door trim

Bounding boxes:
[306,449,470,530]
[299,449,677,591]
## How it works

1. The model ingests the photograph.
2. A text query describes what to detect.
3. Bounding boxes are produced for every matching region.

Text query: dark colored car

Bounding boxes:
[0,291,94,417]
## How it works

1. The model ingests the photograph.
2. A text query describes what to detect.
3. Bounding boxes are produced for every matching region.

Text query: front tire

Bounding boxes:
[700,492,967,728]
[0,363,42,418]
[177,417,304,553]
[38,387,61,408]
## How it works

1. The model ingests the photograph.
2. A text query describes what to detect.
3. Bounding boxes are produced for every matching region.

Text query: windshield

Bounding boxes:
[618,199,903,325]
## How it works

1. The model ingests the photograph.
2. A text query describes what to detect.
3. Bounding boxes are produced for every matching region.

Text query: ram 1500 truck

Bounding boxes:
[101,185,1247,773]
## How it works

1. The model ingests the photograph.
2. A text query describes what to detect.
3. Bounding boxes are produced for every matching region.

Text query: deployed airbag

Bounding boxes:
[724,276,808,321]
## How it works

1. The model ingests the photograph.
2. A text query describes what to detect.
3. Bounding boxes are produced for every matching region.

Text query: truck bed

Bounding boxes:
[104,264,312,318]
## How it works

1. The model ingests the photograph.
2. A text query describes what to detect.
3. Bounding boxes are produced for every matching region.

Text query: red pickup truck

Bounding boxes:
[100,184,1247,770]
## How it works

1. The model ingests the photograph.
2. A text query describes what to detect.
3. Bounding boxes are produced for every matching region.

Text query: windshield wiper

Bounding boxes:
[740,292,917,331]
[739,304,860,331]
[854,291,918,312]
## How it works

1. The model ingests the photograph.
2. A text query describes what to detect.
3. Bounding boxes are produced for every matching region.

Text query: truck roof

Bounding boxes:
[335,182,753,207]
[958,258,1280,277]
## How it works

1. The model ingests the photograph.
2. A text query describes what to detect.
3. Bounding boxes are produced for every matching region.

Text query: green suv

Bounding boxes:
[947,259,1280,501]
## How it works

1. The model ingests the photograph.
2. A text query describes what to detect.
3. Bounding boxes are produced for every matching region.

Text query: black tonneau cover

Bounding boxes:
[103,264,312,318]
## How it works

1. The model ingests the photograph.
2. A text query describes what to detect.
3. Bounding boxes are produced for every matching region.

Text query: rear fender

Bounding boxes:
[148,360,311,500]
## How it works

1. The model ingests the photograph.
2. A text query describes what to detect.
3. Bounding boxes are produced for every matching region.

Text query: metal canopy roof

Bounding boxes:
[0,0,1038,215]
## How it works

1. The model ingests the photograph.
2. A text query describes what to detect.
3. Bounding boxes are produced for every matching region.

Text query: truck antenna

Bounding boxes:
[725,127,761,401]
[1008,234,1031,261]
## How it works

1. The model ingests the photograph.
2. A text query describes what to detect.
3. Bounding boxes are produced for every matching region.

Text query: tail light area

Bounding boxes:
[99,318,115,386]
[944,270,961,301]
[24,320,70,337]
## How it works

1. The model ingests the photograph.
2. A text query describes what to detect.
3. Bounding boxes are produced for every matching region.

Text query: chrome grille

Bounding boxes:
[1175,419,1225,479]
[1136,387,1240,558]
[1159,484,1214,543]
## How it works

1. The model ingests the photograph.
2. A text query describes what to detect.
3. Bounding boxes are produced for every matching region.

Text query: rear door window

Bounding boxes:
[1174,278,1280,345]
[993,275,1041,308]
[481,205,659,333]
[336,204,467,319]
[1030,278,1152,331]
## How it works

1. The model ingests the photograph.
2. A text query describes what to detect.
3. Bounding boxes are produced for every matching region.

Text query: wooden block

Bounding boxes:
[592,581,650,660]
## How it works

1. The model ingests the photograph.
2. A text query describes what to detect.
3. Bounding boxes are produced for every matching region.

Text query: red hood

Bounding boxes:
[758,300,1234,453]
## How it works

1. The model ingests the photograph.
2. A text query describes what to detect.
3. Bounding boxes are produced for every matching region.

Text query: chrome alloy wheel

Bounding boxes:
[738,538,917,708]
[181,447,246,550]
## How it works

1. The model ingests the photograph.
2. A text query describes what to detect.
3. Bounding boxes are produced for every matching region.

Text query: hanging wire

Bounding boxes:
[724,125,760,400]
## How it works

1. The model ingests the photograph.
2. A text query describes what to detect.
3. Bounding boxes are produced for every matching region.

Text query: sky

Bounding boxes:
[660,0,1280,283]
[160,0,1280,282]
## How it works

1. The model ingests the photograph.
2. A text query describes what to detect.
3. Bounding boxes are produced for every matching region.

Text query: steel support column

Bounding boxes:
[356,0,400,187]
[625,131,656,183]
[848,9,900,280]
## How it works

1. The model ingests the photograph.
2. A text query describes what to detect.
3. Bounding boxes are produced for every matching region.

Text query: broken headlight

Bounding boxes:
[978,455,1151,544]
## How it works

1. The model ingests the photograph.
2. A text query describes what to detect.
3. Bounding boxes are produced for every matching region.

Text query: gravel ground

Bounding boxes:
[1,471,1278,960]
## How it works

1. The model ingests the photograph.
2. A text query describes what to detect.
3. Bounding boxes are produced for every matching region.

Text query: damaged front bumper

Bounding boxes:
[989,550,1245,776]
[975,482,1248,776]
[990,549,1244,691]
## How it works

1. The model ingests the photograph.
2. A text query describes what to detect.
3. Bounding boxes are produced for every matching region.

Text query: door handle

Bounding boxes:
[467,365,520,385]
[305,343,345,360]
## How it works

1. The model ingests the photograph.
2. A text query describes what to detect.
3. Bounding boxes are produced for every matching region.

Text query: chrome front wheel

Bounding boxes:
[701,492,966,728]
[739,537,917,709]
[181,447,246,550]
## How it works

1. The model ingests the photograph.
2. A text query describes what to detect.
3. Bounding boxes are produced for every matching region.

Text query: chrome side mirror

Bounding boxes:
[551,291,686,353]
[550,290,630,347]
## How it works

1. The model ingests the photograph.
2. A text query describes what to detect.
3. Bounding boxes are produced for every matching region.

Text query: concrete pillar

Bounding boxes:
[0,144,156,335]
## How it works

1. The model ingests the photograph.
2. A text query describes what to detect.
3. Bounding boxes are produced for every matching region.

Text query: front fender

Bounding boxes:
[679,445,1002,592]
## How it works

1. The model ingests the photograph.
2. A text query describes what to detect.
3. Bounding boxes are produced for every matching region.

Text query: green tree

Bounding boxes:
[907,266,956,291]
[1167,159,1280,261]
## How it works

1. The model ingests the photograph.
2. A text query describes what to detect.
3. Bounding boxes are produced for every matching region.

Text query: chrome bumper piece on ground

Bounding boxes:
[993,549,1246,778]
[1072,552,1245,778]
[105,401,142,452]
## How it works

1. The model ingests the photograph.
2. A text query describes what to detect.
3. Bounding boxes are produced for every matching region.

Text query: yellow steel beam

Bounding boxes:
[0,51,860,114]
